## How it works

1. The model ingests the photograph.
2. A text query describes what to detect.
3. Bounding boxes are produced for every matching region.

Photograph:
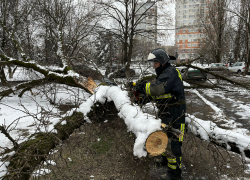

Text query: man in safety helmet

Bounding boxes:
[136,48,186,180]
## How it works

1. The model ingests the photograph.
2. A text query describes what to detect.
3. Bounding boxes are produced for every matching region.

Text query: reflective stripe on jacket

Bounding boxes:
[144,65,185,104]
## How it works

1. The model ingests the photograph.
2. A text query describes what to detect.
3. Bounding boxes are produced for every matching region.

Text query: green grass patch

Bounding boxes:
[91,140,112,155]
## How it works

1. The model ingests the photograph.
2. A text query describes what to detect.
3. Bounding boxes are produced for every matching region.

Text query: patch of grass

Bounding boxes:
[91,140,112,155]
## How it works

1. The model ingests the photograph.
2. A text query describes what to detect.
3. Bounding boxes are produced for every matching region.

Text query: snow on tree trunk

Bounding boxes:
[66,85,162,158]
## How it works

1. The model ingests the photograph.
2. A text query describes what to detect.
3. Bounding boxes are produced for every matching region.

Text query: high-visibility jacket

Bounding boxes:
[143,64,186,138]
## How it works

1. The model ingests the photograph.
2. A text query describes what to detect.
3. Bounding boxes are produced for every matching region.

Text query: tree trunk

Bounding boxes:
[244,2,250,76]
[7,65,17,78]
[0,66,8,86]
[4,111,85,180]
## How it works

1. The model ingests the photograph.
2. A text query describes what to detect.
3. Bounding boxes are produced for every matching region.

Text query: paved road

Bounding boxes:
[185,77,250,131]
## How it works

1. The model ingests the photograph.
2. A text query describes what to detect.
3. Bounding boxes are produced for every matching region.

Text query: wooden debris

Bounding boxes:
[73,77,97,94]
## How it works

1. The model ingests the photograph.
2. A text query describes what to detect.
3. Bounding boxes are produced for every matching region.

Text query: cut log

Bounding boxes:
[146,131,168,156]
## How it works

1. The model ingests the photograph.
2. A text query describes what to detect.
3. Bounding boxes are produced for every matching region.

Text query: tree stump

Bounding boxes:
[145,131,168,156]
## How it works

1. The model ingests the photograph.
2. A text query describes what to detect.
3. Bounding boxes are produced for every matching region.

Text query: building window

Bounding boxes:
[183,45,185,47]
[182,49,185,52]
[192,44,196,46]
[188,44,191,47]
[183,40,185,43]
[183,30,186,33]
[183,15,186,18]
[189,34,192,37]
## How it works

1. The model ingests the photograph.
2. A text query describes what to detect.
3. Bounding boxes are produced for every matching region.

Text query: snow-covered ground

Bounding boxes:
[1,63,250,179]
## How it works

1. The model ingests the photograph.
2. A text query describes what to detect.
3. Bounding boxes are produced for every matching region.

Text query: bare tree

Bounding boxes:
[0,0,35,85]
[198,0,230,63]
[223,0,250,75]
[0,0,102,97]
[93,0,174,77]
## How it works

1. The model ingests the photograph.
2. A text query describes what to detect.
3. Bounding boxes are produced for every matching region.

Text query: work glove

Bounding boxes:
[135,81,146,94]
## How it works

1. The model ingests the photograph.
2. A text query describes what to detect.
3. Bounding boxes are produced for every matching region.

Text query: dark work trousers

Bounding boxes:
[161,104,186,180]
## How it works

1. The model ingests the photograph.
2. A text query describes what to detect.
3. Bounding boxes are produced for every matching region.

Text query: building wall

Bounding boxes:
[175,0,214,62]
[135,1,157,48]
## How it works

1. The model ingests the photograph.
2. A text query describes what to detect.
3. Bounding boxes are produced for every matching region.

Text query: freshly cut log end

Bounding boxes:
[146,131,168,156]
[74,77,97,94]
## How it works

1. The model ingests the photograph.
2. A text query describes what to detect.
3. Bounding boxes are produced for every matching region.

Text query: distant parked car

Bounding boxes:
[205,63,227,71]
[105,65,136,78]
[176,66,188,73]
[227,62,250,74]
[176,66,188,77]
[186,68,207,81]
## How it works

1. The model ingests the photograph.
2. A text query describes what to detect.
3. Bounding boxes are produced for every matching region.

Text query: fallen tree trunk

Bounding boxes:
[3,112,85,180]
[186,115,250,159]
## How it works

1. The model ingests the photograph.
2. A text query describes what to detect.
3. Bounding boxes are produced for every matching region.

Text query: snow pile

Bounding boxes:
[66,85,162,158]
[43,160,56,166]
[0,84,91,153]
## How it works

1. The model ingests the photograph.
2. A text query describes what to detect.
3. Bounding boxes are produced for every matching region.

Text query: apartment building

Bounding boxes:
[175,0,214,62]
[135,1,157,48]
[133,1,158,62]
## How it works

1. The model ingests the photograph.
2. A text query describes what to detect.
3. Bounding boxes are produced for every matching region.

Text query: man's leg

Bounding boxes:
[166,140,182,180]
[159,140,182,180]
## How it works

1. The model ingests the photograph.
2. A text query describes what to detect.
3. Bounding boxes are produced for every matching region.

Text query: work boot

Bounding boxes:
[155,155,168,166]
[159,173,181,180]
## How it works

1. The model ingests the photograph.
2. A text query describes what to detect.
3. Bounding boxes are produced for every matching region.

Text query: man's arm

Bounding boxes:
[145,69,176,97]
